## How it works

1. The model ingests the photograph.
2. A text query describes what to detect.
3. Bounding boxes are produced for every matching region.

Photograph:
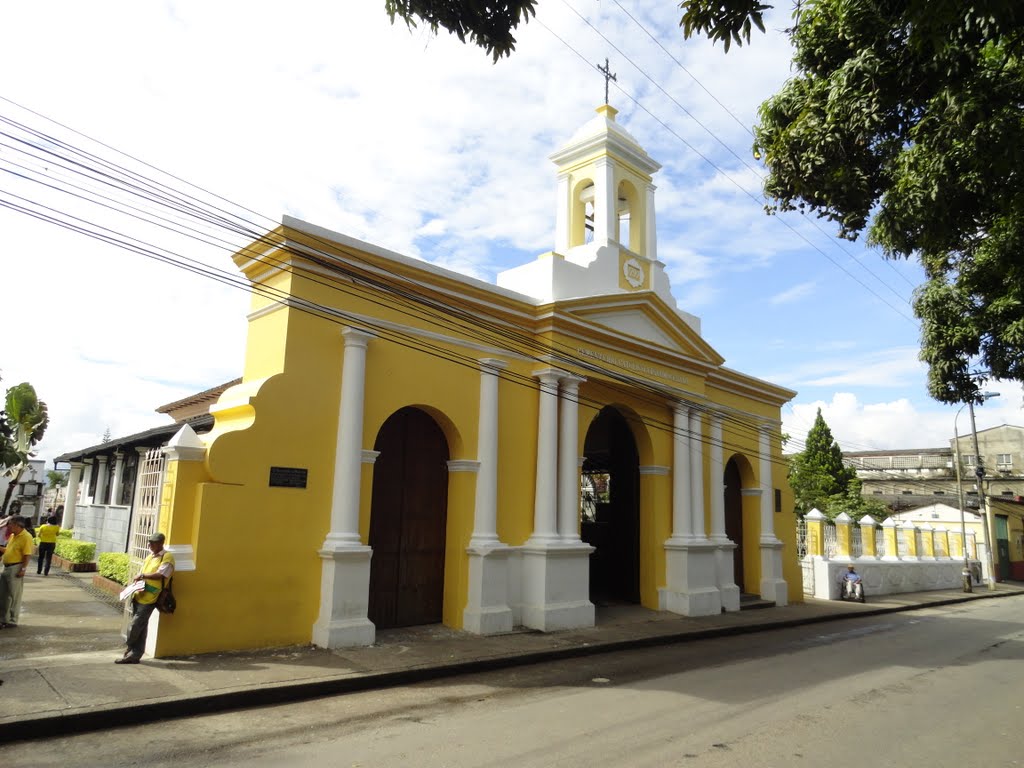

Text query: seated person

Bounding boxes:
[841,564,863,599]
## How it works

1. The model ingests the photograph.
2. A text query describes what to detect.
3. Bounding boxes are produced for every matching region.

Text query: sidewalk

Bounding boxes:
[1,570,1022,743]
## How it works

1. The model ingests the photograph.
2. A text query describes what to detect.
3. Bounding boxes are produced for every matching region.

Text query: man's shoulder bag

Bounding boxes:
[155,576,176,614]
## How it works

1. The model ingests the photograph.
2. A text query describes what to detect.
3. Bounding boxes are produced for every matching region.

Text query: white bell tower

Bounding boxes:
[551,103,660,260]
[498,103,696,331]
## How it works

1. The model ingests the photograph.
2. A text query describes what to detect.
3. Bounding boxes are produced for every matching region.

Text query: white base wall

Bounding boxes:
[804,557,983,600]
[73,504,131,554]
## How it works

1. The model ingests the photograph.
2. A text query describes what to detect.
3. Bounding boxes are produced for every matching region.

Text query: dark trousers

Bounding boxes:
[37,542,56,575]
[125,600,157,660]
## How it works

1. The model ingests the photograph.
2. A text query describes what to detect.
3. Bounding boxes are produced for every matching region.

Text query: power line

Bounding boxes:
[0,103,795,469]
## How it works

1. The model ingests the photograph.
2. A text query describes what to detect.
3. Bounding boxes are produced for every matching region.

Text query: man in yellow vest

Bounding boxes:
[0,516,34,628]
[36,515,60,576]
[117,531,175,664]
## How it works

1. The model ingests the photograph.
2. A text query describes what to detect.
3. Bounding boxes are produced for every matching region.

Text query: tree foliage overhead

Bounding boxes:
[385,0,537,61]
[750,0,1024,404]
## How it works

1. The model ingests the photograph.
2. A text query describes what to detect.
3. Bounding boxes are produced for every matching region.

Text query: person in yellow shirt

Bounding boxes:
[36,515,60,576]
[117,531,175,664]
[0,516,34,628]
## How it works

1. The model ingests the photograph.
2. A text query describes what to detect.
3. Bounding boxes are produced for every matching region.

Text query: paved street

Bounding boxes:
[8,596,1022,767]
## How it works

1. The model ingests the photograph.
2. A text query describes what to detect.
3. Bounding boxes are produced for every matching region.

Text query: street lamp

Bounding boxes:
[954,391,1000,592]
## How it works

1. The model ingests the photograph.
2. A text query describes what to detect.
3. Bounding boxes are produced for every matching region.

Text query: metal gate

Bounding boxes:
[128,447,165,572]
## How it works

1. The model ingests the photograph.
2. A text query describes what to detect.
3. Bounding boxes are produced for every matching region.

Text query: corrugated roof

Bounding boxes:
[54,414,214,463]
[155,378,241,415]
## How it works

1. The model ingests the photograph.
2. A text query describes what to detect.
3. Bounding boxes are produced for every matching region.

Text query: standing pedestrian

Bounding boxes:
[36,516,60,576]
[0,516,34,628]
[117,532,174,664]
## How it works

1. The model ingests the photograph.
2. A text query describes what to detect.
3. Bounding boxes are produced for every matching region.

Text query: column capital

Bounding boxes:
[68,460,84,469]
[478,358,508,373]
[532,368,564,385]
[342,327,376,347]
[96,455,109,466]
[361,450,381,465]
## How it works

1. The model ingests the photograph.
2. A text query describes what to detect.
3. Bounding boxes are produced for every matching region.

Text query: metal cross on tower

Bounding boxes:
[596,57,617,105]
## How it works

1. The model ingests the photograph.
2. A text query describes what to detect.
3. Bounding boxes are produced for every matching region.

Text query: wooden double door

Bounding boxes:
[368,407,450,629]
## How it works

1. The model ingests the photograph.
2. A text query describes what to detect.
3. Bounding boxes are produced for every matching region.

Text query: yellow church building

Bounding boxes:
[148,104,800,656]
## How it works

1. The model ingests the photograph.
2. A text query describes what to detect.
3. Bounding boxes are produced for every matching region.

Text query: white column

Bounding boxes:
[758,425,777,543]
[758,423,788,606]
[708,413,725,540]
[689,410,706,539]
[325,328,374,547]
[644,183,657,259]
[671,404,692,541]
[593,158,616,245]
[62,461,83,530]
[109,452,125,507]
[707,412,738,611]
[529,370,562,543]
[313,327,376,650]
[94,456,110,506]
[471,358,506,546]
[558,376,585,542]
[80,459,94,505]
[554,173,570,253]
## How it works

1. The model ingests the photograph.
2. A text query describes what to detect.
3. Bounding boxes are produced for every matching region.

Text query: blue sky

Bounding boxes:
[1,0,1020,465]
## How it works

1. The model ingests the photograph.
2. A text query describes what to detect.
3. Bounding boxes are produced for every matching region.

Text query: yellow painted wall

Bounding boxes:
[155,224,800,656]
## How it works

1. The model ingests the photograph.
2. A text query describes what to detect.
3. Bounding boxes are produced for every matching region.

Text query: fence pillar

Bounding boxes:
[967,532,978,559]
[901,522,919,560]
[834,512,853,560]
[921,526,936,560]
[881,518,900,560]
[858,515,878,559]
[804,508,826,558]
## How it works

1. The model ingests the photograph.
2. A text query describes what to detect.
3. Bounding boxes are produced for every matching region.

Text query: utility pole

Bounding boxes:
[968,399,999,590]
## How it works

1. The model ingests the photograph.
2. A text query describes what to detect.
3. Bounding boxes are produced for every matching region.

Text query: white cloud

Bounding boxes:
[770,281,816,305]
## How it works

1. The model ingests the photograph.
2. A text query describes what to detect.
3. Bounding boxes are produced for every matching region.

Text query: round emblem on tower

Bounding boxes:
[622,257,645,289]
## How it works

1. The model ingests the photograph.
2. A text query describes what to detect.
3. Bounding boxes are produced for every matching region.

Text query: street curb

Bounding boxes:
[2,588,1020,743]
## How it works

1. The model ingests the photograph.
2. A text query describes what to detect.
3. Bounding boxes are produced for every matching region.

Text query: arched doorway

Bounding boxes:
[581,406,640,604]
[368,407,450,629]
[724,458,744,590]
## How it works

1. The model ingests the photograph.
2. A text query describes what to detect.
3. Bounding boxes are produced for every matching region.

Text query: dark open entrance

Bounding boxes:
[581,406,640,604]
[368,407,449,629]
[724,458,744,590]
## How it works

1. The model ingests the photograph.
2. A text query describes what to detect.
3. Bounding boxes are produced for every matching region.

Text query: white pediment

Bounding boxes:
[579,309,680,351]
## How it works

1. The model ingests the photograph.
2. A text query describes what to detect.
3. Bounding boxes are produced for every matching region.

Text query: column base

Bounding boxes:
[311,544,376,649]
[759,540,788,607]
[661,539,722,617]
[712,538,740,612]
[463,544,514,635]
[520,542,594,632]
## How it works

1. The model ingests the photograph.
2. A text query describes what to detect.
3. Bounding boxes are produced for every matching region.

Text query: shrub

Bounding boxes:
[98,552,131,585]
[57,529,73,539]
[55,539,96,564]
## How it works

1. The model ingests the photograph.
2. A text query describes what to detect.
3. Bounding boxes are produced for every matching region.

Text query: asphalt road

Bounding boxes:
[10,597,1024,768]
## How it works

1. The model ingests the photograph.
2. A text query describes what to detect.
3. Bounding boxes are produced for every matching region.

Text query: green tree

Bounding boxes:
[46,469,68,509]
[788,408,855,517]
[385,0,537,61]
[1,382,50,514]
[748,1,1024,404]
